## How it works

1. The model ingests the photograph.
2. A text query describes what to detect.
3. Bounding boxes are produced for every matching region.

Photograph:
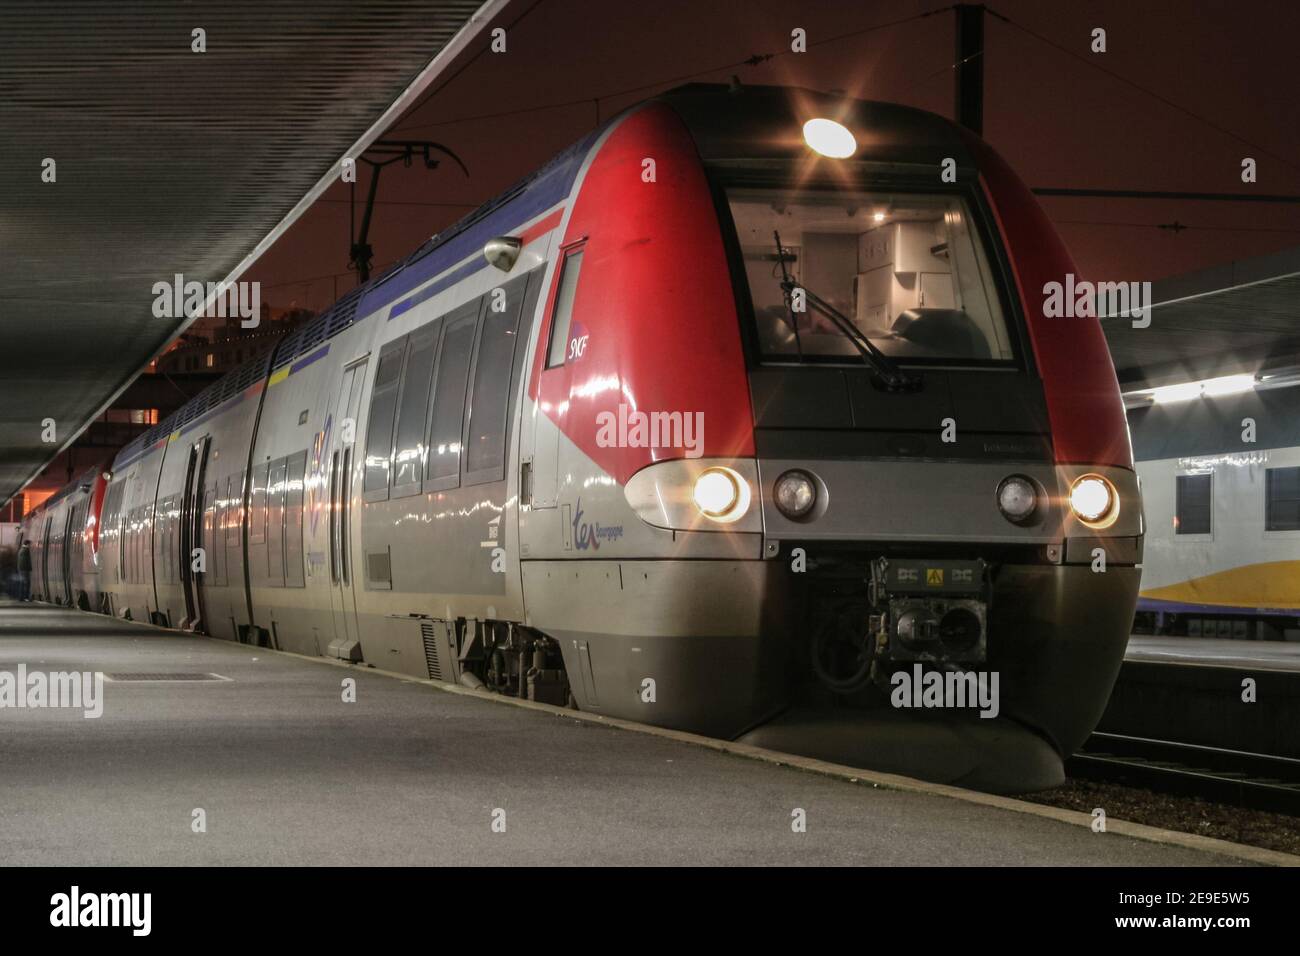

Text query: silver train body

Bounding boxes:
[21,465,109,611]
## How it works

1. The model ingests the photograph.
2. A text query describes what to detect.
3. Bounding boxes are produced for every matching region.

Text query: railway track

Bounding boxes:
[1067,732,1300,815]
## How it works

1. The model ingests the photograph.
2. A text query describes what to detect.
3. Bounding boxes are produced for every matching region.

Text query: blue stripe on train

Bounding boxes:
[360,126,601,324]
[1138,596,1299,618]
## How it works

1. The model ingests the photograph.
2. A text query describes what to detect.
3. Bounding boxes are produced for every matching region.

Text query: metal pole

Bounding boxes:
[955,4,985,135]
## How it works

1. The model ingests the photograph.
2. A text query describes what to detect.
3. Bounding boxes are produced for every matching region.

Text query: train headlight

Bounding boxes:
[996,476,1037,523]
[802,118,856,158]
[774,470,817,519]
[1069,474,1118,528]
[692,467,750,523]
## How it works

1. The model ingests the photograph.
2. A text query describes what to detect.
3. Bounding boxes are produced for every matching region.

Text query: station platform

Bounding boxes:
[0,600,1266,866]
[1127,634,1300,671]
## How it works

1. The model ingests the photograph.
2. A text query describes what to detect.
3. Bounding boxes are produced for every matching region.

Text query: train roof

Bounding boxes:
[26,462,105,516]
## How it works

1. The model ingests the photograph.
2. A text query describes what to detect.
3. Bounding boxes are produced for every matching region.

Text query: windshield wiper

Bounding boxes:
[773,231,921,392]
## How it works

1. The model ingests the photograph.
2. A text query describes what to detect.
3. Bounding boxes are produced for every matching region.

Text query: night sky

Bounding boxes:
[243,0,1300,317]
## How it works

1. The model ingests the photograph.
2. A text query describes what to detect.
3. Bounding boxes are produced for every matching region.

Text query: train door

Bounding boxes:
[61,505,76,605]
[327,357,367,657]
[179,436,211,632]
[525,241,585,510]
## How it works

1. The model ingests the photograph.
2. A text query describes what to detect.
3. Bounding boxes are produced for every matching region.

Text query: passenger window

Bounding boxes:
[426,303,479,487]
[546,249,584,368]
[284,451,307,587]
[391,329,439,495]
[364,343,405,499]
[227,471,244,579]
[162,496,174,584]
[209,481,224,587]
[267,458,287,587]
[1266,466,1300,532]
[466,276,531,481]
[249,463,269,545]
[205,484,221,586]
[1174,473,1211,535]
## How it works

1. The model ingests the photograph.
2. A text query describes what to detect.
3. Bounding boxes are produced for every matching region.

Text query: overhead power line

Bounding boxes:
[987,6,1300,178]
[390,5,953,135]
[1034,188,1300,203]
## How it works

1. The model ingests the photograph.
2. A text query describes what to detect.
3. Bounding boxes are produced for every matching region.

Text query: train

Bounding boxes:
[17,84,1144,793]
[21,463,111,610]
[1131,378,1300,641]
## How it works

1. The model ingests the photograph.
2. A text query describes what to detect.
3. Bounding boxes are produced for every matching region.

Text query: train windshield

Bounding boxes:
[726,188,1015,364]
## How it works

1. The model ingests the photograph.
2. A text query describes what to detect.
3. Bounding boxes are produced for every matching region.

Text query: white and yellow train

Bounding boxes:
[1132,376,1300,641]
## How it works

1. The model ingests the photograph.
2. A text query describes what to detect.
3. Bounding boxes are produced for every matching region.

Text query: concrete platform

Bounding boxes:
[0,601,1261,865]
[1127,634,1300,671]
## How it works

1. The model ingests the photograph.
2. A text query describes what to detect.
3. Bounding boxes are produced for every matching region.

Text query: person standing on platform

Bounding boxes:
[16,539,33,601]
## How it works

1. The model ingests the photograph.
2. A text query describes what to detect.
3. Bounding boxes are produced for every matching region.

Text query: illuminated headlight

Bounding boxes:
[802,118,856,158]
[774,470,817,519]
[1069,474,1118,527]
[692,467,751,523]
[996,476,1037,523]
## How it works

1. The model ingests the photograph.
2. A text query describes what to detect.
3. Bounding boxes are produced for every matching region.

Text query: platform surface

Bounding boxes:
[0,601,1249,866]
[1127,634,1300,671]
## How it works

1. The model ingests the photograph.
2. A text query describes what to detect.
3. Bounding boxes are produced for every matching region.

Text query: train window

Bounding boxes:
[131,505,140,584]
[226,471,244,581]
[250,463,269,546]
[284,451,307,588]
[267,457,287,587]
[391,329,439,497]
[142,503,151,584]
[364,341,406,500]
[725,188,1014,364]
[159,496,172,584]
[466,274,533,483]
[1266,467,1300,531]
[545,249,584,368]
[124,506,133,583]
[169,496,180,584]
[426,301,480,488]
[72,502,84,563]
[210,482,226,588]
[150,501,160,583]
[1175,473,1212,535]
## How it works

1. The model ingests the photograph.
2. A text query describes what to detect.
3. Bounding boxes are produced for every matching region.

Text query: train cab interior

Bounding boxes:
[726,189,1015,366]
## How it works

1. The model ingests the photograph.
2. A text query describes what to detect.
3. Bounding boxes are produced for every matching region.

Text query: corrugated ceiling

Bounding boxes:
[1103,246,1300,389]
[0,0,497,504]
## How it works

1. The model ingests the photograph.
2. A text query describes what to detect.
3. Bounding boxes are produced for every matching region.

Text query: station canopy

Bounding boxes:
[1103,245,1300,391]
[0,0,501,506]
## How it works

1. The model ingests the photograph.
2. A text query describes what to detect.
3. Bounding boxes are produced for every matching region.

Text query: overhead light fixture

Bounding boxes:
[1143,373,1259,405]
[802,118,856,158]
[1201,373,1256,397]
[1150,382,1203,404]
